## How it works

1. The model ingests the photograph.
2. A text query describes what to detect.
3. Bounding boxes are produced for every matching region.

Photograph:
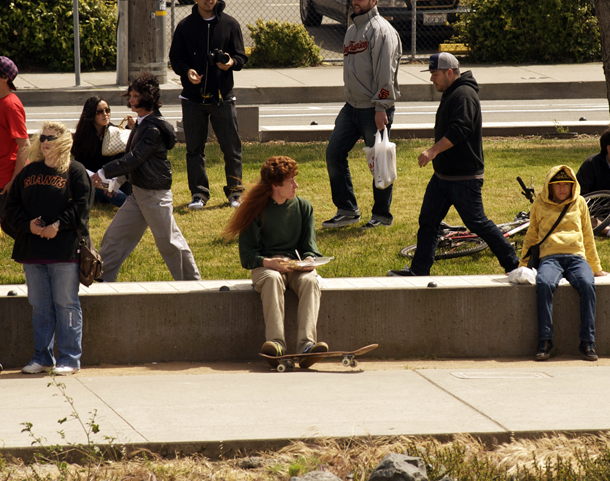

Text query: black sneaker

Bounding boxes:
[579,342,598,361]
[322,214,360,228]
[535,340,553,361]
[387,267,417,277]
[360,219,391,230]
[299,341,329,369]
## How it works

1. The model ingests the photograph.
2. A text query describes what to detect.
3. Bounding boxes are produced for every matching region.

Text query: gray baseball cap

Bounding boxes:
[421,52,459,72]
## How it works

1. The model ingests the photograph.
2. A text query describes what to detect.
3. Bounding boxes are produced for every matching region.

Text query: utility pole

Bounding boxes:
[73,0,81,86]
[117,0,129,86]
[128,0,167,83]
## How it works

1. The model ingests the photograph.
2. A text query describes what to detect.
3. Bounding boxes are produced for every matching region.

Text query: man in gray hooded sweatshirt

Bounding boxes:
[323,0,401,230]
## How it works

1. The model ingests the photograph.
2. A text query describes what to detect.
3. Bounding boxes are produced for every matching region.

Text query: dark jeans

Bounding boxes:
[325,103,394,224]
[411,174,520,275]
[181,98,243,201]
[536,254,596,343]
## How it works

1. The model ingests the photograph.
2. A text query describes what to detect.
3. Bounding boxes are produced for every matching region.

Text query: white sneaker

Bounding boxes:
[229,197,241,208]
[22,362,53,374]
[188,195,206,211]
[52,365,80,376]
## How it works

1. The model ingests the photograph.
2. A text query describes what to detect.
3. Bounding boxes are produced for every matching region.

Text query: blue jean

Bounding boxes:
[536,254,596,343]
[23,263,83,368]
[326,103,395,224]
[181,98,243,201]
[411,174,519,275]
[94,186,128,208]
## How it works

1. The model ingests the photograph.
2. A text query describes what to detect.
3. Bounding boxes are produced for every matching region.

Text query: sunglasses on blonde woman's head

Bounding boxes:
[39,135,58,143]
[96,107,111,115]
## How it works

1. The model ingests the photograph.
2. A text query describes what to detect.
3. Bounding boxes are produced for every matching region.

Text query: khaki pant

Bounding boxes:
[251,266,320,354]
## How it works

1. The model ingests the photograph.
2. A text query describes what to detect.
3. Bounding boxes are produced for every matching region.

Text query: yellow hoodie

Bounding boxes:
[519,165,602,272]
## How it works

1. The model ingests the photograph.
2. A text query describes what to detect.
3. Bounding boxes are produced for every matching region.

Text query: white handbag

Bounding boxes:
[101,117,131,156]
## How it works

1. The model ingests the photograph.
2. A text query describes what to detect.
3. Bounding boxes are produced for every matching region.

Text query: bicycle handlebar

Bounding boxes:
[517,176,535,203]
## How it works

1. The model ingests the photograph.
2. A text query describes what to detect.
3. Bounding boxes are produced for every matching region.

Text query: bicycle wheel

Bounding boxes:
[399,238,488,260]
[583,191,610,235]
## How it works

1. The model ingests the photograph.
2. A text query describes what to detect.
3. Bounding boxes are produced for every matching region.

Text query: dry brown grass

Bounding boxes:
[4,433,610,480]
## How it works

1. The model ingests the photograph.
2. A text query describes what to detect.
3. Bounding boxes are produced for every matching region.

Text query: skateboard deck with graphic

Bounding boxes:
[259,343,379,372]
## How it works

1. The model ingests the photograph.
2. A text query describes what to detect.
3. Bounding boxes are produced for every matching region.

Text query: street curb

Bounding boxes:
[1,429,607,463]
[15,81,607,108]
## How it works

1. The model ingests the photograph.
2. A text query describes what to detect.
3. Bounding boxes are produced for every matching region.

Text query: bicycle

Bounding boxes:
[399,176,534,260]
[583,190,610,236]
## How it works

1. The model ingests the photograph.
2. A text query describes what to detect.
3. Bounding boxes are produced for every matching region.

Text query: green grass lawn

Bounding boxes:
[1,136,606,284]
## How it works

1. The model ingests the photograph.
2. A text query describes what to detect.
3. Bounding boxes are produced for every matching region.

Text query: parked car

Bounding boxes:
[300,0,467,30]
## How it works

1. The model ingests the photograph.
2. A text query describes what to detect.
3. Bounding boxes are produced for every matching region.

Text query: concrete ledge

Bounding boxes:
[2,275,610,369]
[260,121,610,142]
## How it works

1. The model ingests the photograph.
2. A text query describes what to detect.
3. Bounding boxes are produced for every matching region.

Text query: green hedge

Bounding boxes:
[1,0,117,72]
[453,0,600,63]
[246,19,323,68]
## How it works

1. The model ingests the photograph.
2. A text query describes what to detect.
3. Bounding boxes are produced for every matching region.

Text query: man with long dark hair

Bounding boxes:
[92,72,201,282]
[222,157,329,368]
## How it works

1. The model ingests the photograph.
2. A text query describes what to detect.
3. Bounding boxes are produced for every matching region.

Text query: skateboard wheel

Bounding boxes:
[277,364,287,372]
[342,358,351,367]
[351,360,359,368]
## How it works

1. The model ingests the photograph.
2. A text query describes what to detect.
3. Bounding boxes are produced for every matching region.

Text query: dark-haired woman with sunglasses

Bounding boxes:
[5,121,94,375]
[72,96,132,207]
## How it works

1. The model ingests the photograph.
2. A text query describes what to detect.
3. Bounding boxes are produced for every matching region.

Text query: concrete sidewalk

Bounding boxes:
[13,62,608,106]
[1,361,609,459]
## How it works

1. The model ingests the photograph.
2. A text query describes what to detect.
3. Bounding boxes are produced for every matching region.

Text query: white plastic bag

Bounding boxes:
[363,127,397,190]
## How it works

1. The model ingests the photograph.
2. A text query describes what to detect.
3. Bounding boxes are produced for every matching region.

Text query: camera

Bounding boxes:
[207,49,230,65]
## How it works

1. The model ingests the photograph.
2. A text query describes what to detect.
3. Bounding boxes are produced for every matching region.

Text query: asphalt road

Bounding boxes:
[24,99,610,132]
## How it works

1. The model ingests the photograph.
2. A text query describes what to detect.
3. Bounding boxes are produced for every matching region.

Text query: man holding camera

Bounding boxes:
[169,0,248,210]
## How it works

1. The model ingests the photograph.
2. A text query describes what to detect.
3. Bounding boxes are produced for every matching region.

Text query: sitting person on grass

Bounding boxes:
[221,156,329,369]
[520,165,607,362]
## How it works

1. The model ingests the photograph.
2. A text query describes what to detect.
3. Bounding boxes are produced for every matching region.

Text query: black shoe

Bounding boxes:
[299,342,329,369]
[321,214,360,228]
[535,340,553,361]
[387,267,417,277]
[579,342,598,361]
[360,219,391,230]
[261,341,284,368]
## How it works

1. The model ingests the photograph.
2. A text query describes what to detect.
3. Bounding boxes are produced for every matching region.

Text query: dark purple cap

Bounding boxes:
[0,56,18,81]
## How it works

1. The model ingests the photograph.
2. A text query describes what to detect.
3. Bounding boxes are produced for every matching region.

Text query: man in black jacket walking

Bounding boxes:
[389,53,519,276]
[92,73,201,282]
[169,0,247,211]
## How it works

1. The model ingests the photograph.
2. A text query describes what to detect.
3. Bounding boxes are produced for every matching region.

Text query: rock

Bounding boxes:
[368,453,428,481]
[290,471,342,481]
[238,456,264,469]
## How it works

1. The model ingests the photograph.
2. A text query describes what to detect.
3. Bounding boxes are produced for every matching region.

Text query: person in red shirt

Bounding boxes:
[0,56,29,239]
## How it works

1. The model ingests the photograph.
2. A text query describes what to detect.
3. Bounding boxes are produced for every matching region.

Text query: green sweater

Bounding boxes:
[239,196,322,270]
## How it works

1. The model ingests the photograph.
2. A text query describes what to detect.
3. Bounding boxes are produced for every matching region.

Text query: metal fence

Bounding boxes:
[166,0,466,62]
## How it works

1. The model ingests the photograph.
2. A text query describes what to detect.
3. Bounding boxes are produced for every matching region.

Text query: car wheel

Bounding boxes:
[300,0,323,27]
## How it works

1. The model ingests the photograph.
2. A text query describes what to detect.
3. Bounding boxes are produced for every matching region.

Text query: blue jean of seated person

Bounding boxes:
[536,254,596,343]
[23,263,83,369]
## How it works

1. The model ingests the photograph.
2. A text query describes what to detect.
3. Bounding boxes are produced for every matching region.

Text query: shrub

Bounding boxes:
[0,0,117,72]
[453,0,600,63]
[246,19,323,68]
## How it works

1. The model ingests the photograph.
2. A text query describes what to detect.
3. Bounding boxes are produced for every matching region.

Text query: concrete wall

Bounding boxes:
[2,275,610,369]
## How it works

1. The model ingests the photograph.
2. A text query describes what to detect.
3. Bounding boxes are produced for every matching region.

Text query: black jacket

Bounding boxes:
[169,1,247,104]
[6,160,94,262]
[576,153,610,195]
[432,71,484,178]
[103,111,176,191]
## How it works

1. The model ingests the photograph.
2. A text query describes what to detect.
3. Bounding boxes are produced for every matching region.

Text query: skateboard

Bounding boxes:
[259,343,379,372]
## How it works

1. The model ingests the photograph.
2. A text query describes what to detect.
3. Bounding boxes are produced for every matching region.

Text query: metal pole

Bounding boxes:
[73,0,81,86]
[171,0,175,39]
[411,0,417,60]
[117,0,129,85]
[156,0,167,83]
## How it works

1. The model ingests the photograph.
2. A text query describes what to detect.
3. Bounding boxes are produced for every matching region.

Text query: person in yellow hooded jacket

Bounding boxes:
[520,165,607,361]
